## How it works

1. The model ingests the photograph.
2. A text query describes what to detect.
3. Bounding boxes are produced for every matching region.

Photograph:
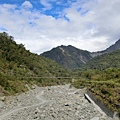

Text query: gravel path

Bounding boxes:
[0,84,114,120]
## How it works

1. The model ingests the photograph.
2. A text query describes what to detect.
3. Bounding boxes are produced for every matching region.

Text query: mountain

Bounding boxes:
[84,39,120,70]
[103,39,120,53]
[85,49,120,70]
[91,39,120,57]
[41,45,92,69]
[41,39,120,69]
[0,32,71,95]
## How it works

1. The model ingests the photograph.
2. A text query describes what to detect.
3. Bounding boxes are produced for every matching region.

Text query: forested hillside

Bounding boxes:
[0,32,71,95]
[84,49,120,70]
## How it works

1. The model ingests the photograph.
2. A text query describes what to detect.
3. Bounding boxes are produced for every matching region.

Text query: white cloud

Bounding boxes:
[22,1,33,9]
[0,0,120,54]
[40,0,52,10]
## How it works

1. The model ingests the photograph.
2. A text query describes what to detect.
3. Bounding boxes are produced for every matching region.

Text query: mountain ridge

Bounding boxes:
[91,39,120,57]
[41,45,92,69]
[102,39,120,53]
[41,39,120,69]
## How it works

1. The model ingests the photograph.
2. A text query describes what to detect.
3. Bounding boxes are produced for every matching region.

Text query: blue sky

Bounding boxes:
[0,0,120,54]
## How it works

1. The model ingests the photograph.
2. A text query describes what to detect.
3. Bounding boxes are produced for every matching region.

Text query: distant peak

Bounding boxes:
[115,39,120,44]
[58,45,74,48]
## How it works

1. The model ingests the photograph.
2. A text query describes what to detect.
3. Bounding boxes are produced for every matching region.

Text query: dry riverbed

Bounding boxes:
[0,84,115,120]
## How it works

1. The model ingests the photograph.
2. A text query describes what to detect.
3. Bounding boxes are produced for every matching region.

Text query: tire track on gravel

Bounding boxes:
[0,90,48,120]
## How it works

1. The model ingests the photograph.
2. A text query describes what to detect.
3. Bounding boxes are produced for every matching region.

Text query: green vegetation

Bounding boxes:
[71,49,120,113]
[72,69,120,113]
[85,50,120,70]
[0,32,71,95]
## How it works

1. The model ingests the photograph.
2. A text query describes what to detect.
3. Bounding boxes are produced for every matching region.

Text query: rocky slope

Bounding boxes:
[0,85,114,120]
[41,45,92,69]
[91,39,120,57]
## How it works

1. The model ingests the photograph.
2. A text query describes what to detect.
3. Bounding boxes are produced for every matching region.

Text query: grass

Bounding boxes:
[72,78,120,113]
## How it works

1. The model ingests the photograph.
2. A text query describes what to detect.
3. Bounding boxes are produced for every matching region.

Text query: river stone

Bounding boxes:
[90,116,100,120]
[0,101,4,108]
[0,96,6,101]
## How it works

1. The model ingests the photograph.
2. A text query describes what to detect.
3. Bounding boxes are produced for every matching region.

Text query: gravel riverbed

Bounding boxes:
[0,84,115,120]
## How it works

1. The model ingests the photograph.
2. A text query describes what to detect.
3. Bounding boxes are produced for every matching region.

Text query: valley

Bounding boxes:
[0,32,120,119]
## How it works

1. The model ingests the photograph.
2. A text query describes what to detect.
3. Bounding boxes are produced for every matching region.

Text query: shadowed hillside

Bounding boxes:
[41,45,92,69]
